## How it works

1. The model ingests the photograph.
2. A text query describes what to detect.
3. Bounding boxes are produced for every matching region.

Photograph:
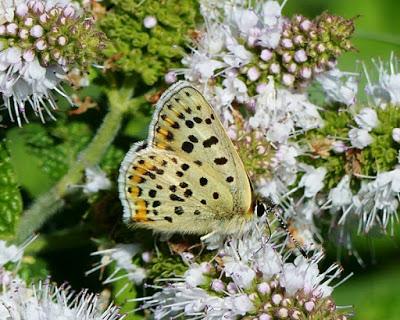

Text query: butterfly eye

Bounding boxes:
[256,202,265,217]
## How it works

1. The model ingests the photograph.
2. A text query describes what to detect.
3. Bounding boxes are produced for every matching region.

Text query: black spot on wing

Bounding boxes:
[214,157,228,165]
[193,117,202,123]
[185,120,194,128]
[170,194,184,202]
[148,189,157,198]
[181,163,189,171]
[164,216,173,223]
[199,177,208,186]
[203,136,218,148]
[226,176,234,183]
[184,189,193,198]
[213,192,219,199]
[175,206,184,215]
[182,141,194,153]
[188,135,198,143]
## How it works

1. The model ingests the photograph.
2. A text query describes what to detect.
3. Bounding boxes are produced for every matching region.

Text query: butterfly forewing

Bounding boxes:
[119,81,253,235]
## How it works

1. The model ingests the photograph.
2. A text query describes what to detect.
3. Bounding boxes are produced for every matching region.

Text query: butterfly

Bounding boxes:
[118,81,257,236]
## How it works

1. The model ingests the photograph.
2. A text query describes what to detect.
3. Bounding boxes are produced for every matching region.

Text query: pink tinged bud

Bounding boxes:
[392,128,400,142]
[227,282,238,294]
[23,49,35,62]
[257,282,271,295]
[294,49,307,63]
[247,66,260,81]
[277,308,288,318]
[293,35,304,45]
[141,251,152,263]
[281,38,293,48]
[60,16,67,25]
[6,23,18,35]
[16,3,29,16]
[256,83,268,94]
[30,25,44,38]
[300,67,312,79]
[317,43,326,53]
[49,8,61,17]
[282,73,295,86]
[164,71,177,84]
[24,17,34,27]
[143,15,157,28]
[31,0,45,14]
[290,310,301,319]
[270,63,280,74]
[332,140,346,153]
[63,6,75,17]
[39,13,48,23]
[19,29,29,39]
[35,39,47,51]
[211,279,225,292]
[57,36,67,46]
[260,49,273,61]
[200,262,211,273]
[300,19,312,31]
[51,49,61,59]
[272,294,283,305]
[58,57,67,66]
[259,314,272,320]
[282,52,292,63]
[0,25,5,35]
[245,99,256,112]
[305,301,315,312]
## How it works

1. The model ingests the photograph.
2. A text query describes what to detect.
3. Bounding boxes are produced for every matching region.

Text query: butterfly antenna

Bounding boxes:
[261,198,308,258]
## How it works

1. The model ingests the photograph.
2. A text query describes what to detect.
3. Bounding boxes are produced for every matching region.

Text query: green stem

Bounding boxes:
[16,86,134,243]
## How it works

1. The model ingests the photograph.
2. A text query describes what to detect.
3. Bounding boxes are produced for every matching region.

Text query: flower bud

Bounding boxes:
[294,49,307,63]
[24,17,34,26]
[19,29,29,40]
[270,63,280,74]
[6,23,18,35]
[63,6,75,18]
[260,49,273,61]
[257,282,271,295]
[35,39,47,51]
[300,67,312,79]
[16,3,29,16]
[392,128,400,142]
[247,67,260,81]
[211,279,225,292]
[272,294,283,305]
[281,38,293,49]
[300,19,312,31]
[277,308,289,318]
[57,36,68,46]
[304,301,315,312]
[165,71,177,84]
[23,49,35,62]
[30,25,44,38]
[282,74,295,86]
[259,314,272,320]
[144,15,157,28]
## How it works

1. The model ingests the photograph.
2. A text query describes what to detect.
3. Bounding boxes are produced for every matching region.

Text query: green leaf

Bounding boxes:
[0,141,23,237]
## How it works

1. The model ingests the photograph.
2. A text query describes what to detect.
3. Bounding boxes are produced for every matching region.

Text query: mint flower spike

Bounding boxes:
[136,215,352,319]
[0,0,105,126]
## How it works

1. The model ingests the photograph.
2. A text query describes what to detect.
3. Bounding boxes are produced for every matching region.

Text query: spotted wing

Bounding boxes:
[118,81,253,235]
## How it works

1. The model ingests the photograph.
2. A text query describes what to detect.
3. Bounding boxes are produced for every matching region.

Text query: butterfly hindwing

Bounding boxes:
[119,81,253,235]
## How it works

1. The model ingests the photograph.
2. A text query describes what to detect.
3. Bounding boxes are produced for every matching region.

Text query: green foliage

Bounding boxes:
[147,252,188,279]
[0,142,22,237]
[99,0,199,85]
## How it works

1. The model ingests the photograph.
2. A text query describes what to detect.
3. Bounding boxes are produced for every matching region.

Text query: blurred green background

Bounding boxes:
[286,1,400,319]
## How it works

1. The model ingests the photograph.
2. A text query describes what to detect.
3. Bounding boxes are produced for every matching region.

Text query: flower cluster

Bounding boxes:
[0,0,105,125]
[0,239,124,319]
[178,0,354,94]
[138,216,351,319]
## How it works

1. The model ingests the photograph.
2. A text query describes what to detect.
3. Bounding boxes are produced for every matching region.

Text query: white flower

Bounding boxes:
[365,54,400,107]
[182,51,225,83]
[143,15,157,28]
[83,167,111,194]
[348,128,373,149]
[354,107,378,131]
[298,165,327,198]
[328,175,353,208]
[184,263,208,287]
[229,8,258,36]
[392,128,400,142]
[222,259,256,289]
[0,241,22,266]
[88,244,146,285]
[280,255,339,298]
[317,68,358,106]
[225,294,254,315]
[0,280,123,320]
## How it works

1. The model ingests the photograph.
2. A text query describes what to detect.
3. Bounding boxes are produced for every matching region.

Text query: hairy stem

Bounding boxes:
[16,86,134,242]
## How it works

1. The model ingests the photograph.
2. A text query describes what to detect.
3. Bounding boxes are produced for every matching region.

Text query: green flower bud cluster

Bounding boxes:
[242,13,355,92]
[1,1,105,69]
[301,105,400,191]
[99,0,198,85]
